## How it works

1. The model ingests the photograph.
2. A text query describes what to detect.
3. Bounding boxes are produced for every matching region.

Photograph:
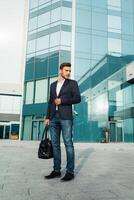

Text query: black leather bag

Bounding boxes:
[38,126,53,159]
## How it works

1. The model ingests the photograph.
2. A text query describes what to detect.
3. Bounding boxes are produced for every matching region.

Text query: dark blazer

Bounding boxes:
[46,79,81,120]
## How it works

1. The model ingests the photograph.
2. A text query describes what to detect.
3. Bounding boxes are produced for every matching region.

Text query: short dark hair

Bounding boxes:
[60,62,71,69]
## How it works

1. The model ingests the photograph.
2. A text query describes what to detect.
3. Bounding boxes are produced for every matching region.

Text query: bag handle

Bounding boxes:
[41,126,49,140]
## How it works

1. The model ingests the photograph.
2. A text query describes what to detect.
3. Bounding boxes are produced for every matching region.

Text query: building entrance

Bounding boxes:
[32,120,45,140]
[0,124,11,139]
[109,121,124,142]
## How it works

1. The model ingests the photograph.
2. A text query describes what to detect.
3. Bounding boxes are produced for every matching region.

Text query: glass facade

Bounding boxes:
[73,0,134,142]
[22,0,134,142]
[74,0,134,80]
[75,55,134,142]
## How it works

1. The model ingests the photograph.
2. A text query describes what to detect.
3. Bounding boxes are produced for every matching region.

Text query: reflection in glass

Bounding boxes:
[49,76,58,85]
[36,35,49,51]
[108,15,121,33]
[25,81,34,104]
[23,117,32,140]
[35,79,48,103]
[108,0,121,10]
[76,9,91,28]
[50,32,60,47]
[30,0,38,9]
[29,17,38,31]
[108,38,121,54]
[27,40,36,54]
[38,12,50,27]
[61,7,72,21]
[51,8,61,23]
[39,0,50,5]
[61,31,71,46]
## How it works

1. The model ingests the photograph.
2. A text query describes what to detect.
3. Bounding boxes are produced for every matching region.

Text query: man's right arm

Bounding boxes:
[45,85,52,126]
[45,99,50,126]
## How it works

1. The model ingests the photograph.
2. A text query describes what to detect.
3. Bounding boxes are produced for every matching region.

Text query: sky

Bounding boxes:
[0,0,27,85]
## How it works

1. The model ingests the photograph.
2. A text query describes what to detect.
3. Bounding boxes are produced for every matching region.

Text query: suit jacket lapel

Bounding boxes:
[58,79,69,97]
[53,81,58,98]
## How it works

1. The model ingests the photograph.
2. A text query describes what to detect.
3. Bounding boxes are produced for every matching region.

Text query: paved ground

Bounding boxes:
[0,140,134,200]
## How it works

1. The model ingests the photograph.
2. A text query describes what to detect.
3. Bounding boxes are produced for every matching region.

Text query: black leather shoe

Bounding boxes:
[45,171,61,179]
[61,172,74,181]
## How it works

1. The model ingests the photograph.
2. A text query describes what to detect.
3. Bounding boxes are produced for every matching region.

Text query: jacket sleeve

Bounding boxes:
[60,80,81,105]
[46,85,52,119]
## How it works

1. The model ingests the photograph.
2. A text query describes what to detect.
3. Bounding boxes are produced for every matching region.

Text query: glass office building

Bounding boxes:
[74,55,134,142]
[21,0,134,142]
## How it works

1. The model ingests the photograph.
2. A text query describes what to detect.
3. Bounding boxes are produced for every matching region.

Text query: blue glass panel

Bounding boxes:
[124,119,134,142]
[48,54,59,76]
[35,57,48,78]
[25,61,34,80]
[92,12,107,31]
[76,9,91,28]
[92,0,107,8]
[122,0,133,14]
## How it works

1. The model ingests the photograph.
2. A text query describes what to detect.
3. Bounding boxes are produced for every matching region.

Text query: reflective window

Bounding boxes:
[123,85,134,107]
[51,8,61,22]
[122,40,134,55]
[108,15,121,33]
[92,35,107,55]
[29,17,38,31]
[30,0,38,9]
[77,0,91,5]
[122,0,133,13]
[60,51,71,64]
[108,38,121,54]
[38,12,50,27]
[76,9,91,28]
[35,79,48,103]
[27,40,36,54]
[75,58,91,80]
[52,0,60,3]
[50,32,60,47]
[50,76,58,85]
[48,54,59,76]
[61,7,72,21]
[25,82,34,104]
[116,90,123,109]
[39,0,50,5]
[122,17,133,35]
[108,0,121,10]
[92,0,107,8]
[39,1,51,9]
[36,35,49,51]
[76,33,90,52]
[48,76,58,94]
[92,12,107,31]
[35,55,48,78]
[91,93,108,118]
[22,117,32,140]
[61,31,71,46]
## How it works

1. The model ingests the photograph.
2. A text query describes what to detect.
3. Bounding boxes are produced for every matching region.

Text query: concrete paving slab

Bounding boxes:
[0,140,134,200]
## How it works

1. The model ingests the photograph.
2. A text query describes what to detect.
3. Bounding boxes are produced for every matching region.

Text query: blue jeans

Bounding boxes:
[50,111,74,174]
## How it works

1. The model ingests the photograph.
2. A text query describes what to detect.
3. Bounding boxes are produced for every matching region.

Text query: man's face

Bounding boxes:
[60,66,71,79]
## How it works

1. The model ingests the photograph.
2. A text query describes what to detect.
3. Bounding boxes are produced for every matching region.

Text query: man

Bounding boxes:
[45,62,81,181]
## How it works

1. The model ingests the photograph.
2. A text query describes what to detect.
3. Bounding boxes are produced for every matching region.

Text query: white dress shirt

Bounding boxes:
[56,79,65,96]
[56,79,65,110]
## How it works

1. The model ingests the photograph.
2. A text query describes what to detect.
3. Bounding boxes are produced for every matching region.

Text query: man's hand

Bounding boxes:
[45,119,50,126]
[54,98,61,106]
